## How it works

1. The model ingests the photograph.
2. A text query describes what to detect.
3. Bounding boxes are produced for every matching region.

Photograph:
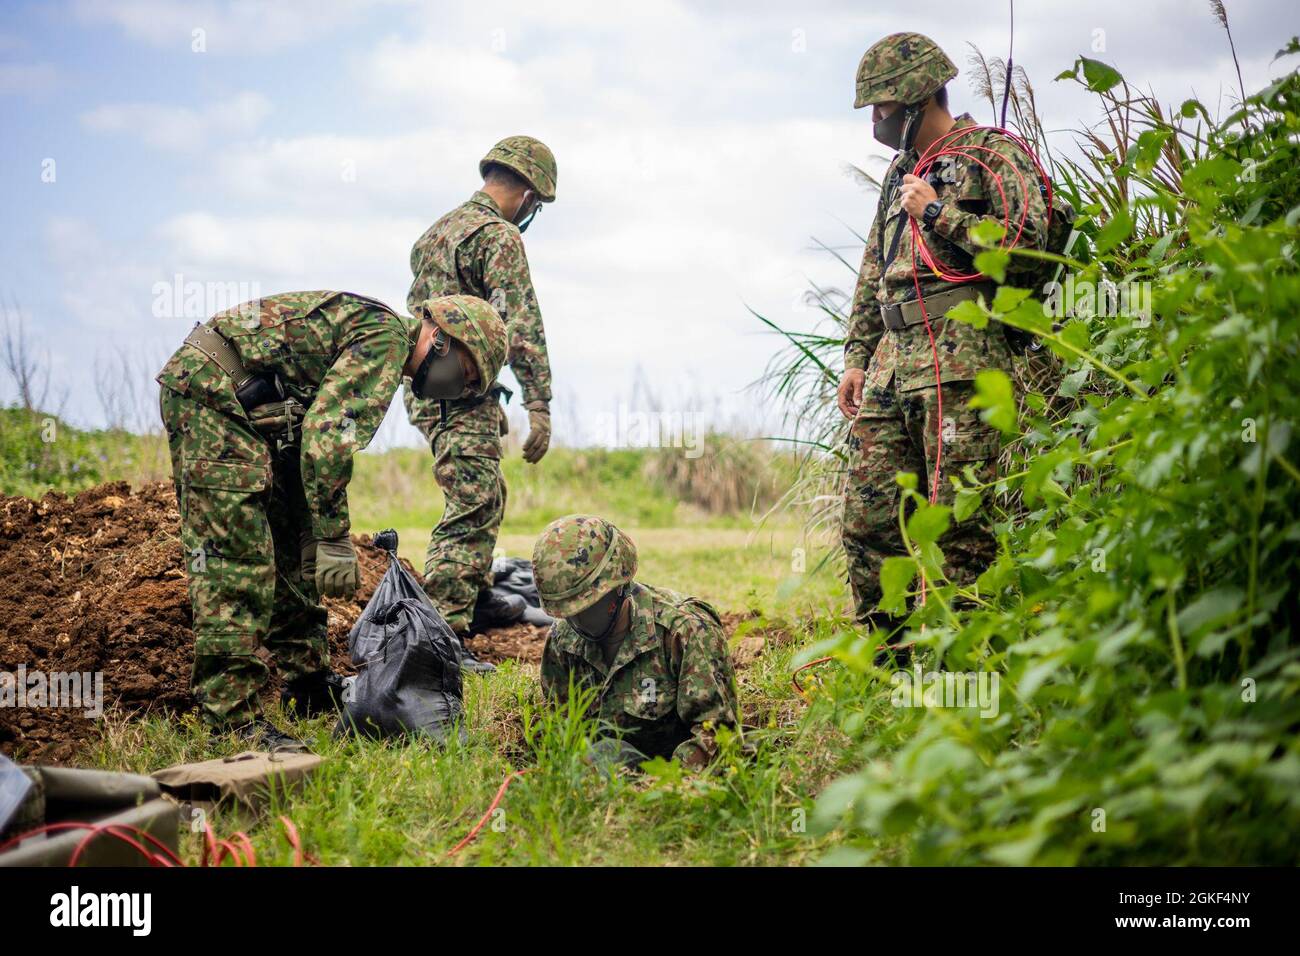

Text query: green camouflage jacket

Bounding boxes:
[540,583,740,769]
[844,113,1049,390]
[405,190,552,415]
[156,291,416,539]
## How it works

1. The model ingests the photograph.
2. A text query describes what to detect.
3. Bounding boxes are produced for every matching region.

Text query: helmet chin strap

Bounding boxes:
[513,190,540,233]
[898,102,925,153]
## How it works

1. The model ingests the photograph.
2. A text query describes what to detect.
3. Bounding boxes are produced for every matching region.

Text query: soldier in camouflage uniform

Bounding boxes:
[837,33,1048,632]
[403,136,557,636]
[156,292,506,745]
[533,515,739,771]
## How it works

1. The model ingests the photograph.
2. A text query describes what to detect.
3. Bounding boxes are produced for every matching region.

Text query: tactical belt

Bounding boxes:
[184,323,299,444]
[184,323,254,391]
[880,283,991,331]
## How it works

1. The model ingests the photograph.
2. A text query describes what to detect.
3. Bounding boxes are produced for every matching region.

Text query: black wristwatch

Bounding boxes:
[922,199,945,231]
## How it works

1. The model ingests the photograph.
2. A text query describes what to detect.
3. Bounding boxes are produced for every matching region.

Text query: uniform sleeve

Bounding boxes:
[669,613,740,770]
[470,225,552,405]
[844,202,885,371]
[929,134,1050,278]
[300,324,408,539]
[539,628,568,702]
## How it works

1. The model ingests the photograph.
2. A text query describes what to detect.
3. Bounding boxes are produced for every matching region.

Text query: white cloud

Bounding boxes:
[72,0,388,55]
[81,90,272,151]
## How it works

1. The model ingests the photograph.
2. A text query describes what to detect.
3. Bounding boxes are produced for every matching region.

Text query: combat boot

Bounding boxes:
[454,638,497,676]
[229,718,310,754]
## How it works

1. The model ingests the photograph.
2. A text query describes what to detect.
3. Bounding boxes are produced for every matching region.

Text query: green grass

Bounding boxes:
[83,614,870,866]
[10,430,864,865]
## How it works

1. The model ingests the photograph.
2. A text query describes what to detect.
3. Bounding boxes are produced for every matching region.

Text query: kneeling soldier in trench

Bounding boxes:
[156,292,507,750]
[532,514,740,771]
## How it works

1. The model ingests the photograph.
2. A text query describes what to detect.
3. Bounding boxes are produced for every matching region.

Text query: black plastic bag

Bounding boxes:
[336,529,465,744]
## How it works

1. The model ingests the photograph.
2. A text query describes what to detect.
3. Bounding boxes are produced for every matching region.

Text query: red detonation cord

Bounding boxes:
[905,123,1052,602]
[447,769,530,856]
[3,773,532,863]
[0,815,315,867]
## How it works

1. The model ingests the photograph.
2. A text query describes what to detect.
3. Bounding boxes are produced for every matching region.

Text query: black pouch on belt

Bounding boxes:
[234,372,283,411]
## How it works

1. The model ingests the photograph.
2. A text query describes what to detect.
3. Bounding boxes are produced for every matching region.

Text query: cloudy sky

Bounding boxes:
[1,0,1293,448]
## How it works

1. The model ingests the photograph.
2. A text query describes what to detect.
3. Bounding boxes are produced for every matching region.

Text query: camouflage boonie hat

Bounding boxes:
[854,32,957,109]
[532,515,638,618]
[480,135,557,202]
[416,295,508,398]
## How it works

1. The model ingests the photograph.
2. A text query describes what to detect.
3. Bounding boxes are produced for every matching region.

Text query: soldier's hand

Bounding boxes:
[522,401,551,464]
[837,369,866,420]
[900,174,938,219]
[246,400,305,439]
[314,536,358,599]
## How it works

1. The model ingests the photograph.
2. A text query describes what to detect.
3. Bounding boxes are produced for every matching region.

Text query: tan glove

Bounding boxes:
[314,536,358,599]
[522,401,551,464]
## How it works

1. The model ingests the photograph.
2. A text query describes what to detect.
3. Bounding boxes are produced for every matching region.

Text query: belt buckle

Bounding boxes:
[880,306,905,332]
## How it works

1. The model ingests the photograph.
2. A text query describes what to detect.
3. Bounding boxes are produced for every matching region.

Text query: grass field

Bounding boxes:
[43,436,867,866]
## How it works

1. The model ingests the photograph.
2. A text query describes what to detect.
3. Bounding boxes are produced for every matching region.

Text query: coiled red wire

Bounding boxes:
[906,123,1053,601]
[0,814,314,867]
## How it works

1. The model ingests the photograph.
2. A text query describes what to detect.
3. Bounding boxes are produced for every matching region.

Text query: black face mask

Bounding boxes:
[410,329,467,400]
[513,191,541,234]
[569,586,628,642]
[873,102,924,152]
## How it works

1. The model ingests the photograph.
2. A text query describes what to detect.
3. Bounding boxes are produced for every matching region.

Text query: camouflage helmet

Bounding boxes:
[854,32,957,109]
[415,295,508,398]
[479,135,557,203]
[532,514,638,618]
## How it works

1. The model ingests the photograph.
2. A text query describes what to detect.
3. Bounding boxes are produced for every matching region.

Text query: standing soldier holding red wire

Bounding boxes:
[837,32,1049,645]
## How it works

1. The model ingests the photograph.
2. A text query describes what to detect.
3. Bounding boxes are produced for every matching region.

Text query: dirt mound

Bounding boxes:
[0,481,538,763]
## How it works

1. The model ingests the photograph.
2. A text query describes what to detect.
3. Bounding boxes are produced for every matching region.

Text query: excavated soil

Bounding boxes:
[0,481,547,762]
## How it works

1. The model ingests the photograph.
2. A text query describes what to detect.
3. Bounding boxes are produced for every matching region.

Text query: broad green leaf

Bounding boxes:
[945,298,988,329]
[975,248,1009,283]
[992,286,1033,313]
[969,218,1007,247]
[953,487,982,522]
[878,556,918,613]
[970,368,1018,437]
[1078,56,1122,92]
[906,502,951,546]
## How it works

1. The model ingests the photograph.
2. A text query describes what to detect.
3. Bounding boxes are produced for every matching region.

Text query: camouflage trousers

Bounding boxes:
[160,388,329,727]
[841,379,1001,622]
[408,393,507,634]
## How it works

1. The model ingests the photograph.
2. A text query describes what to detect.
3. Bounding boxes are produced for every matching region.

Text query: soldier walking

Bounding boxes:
[403,136,557,645]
